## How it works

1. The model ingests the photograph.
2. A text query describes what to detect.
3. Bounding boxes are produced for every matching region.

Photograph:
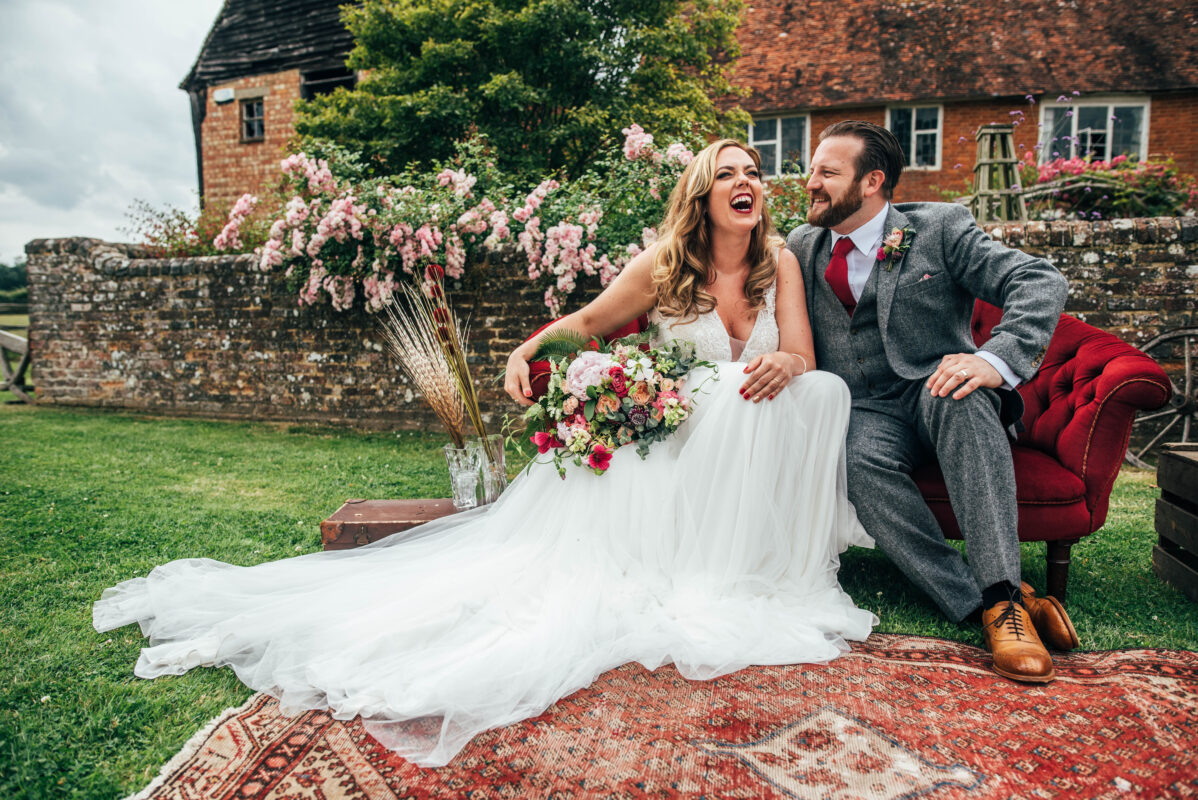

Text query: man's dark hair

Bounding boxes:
[819,121,904,199]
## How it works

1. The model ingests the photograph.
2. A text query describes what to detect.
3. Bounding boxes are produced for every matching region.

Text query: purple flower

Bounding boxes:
[1026,94,1036,104]
[628,406,649,427]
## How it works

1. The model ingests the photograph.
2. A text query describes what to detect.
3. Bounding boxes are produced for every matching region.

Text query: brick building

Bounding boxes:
[736,0,1198,201]
[184,0,1198,206]
[181,0,355,209]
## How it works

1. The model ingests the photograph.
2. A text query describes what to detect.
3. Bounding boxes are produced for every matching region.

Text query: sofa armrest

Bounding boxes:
[1019,320,1171,529]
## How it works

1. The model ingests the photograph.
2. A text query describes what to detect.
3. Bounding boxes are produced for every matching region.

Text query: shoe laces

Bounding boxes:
[985,601,1028,641]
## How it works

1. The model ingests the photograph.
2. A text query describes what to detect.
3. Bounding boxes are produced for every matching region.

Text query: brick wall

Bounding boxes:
[24,218,1198,428]
[1145,91,1198,172]
[25,239,548,430]
[798,93,1197,203]
[201,70,303,209]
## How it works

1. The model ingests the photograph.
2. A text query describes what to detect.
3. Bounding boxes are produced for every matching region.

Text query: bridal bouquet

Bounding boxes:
[521,330,716,476]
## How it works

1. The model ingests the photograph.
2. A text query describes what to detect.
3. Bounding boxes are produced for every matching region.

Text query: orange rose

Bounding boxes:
[630,381,652,405]
[595,393,620,416]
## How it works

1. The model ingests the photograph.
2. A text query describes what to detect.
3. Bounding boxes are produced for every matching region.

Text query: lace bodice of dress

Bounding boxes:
[650,283,778,363]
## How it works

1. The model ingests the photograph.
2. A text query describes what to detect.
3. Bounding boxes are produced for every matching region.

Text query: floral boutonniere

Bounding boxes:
[876,226,914,271]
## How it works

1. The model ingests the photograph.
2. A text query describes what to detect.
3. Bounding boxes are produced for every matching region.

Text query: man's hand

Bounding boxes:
[927,353,1002,400]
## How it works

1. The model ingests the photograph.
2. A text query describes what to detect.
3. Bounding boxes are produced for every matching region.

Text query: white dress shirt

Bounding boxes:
[830,204,1020,389]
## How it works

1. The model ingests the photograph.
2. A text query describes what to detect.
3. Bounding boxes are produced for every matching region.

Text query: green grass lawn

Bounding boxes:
[1,402,1195,798]
[0,313,28,331]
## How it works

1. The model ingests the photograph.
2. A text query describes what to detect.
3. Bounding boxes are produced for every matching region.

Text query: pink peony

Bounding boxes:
[564,350,615,399]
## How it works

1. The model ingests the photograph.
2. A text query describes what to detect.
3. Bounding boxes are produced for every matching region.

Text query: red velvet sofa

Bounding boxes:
[527,303,1171,600]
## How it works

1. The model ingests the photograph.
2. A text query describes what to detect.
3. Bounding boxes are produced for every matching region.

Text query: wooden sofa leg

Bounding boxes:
[1045,539,1080,602]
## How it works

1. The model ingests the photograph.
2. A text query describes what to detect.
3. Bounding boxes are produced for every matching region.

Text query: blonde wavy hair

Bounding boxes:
[652,139,783,321]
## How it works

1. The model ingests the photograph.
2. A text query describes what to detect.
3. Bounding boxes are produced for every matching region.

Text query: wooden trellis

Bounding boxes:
[970,124,1027,223]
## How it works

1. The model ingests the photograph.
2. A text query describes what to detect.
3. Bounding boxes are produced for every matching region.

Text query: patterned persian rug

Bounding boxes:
[129,634,1198,800]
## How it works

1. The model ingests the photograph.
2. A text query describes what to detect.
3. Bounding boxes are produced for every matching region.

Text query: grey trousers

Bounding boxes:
[845,381,1021,622]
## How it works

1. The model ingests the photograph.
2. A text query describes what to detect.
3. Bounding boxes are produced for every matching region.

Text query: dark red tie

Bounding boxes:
[825,236,857,315]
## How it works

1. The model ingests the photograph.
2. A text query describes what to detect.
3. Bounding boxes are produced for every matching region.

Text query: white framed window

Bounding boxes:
[1039,96,1149,162]
[886,106,942,170]
[747,115,809,177]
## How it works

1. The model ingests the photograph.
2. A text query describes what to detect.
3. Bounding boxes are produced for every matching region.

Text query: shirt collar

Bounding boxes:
[833,203,891,256]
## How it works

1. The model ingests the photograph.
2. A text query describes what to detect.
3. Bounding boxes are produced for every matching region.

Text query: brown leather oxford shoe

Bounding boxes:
[1020,581,1080,651]
[982,600,1055,683]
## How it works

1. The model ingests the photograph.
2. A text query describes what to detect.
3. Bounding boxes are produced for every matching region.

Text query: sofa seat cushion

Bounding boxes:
[913,446,1090,542]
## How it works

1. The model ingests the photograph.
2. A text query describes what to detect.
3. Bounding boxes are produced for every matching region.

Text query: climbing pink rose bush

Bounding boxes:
[215,128,705,316]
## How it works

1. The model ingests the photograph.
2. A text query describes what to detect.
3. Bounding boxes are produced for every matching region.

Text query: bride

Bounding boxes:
[93,139,876,768]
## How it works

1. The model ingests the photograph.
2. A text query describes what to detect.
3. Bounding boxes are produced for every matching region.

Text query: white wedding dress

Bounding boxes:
[93,283,876,767]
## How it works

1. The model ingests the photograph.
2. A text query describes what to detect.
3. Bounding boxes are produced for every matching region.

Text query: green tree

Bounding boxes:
[0,257,27,291]
[295,0,748,180]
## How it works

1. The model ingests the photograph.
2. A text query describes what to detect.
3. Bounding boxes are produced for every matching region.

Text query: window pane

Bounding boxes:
[1076,106,1107,159]
[758,143,778,177]
[780,117,806,172]
[1043,107,1072,159]
[889,108,912,165]
[914,132,937,167]
[914,107,938,130]
[751,118,777,144]
[1111,106,1144,159]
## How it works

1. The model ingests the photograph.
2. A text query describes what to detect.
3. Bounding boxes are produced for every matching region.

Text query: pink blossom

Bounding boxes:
[621,124,654,160]
[299,265,327,306]
[258,238,284,271]
[289,229,306,257]
[665,142,694,165]
[323,274,355,311]
[436,168,477,197]
[214,193,258,251]
[445,233,466,279]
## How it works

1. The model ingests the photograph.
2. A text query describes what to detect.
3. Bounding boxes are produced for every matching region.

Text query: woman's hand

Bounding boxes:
[504,349,535,406]
[740,351,806,402]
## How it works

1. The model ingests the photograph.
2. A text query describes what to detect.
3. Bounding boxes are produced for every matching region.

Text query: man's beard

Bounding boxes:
[807,183,864,228]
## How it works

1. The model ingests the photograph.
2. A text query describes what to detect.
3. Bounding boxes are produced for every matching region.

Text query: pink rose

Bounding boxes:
[876,246,887,261]
[884,229,904,249]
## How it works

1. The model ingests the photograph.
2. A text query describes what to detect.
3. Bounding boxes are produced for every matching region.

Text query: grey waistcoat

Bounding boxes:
[813,267,904,400]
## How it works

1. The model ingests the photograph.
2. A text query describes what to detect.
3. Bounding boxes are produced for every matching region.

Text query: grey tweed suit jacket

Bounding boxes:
[787,202,1068,389]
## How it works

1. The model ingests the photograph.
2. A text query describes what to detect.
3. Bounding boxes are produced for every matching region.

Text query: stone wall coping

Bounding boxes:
[25,215,1198,267]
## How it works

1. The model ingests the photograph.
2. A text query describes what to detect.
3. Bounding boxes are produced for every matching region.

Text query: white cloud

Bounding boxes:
[0,0,224,263]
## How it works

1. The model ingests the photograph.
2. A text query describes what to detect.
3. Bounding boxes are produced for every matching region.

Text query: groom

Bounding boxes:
[786,121,1075,683]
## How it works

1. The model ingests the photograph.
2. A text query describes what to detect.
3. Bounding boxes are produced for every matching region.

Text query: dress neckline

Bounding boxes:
[713,306,761,349]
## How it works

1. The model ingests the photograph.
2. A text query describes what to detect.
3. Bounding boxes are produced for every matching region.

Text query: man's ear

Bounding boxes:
[861,169,887,199]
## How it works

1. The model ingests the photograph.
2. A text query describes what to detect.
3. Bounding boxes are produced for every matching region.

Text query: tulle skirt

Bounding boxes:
[93,366,876,766]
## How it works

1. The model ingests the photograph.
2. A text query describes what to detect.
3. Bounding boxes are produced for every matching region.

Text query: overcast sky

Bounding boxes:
[0,0,224,265]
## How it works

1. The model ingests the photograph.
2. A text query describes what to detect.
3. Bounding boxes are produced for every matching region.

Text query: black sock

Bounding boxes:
[981,581,1019,608]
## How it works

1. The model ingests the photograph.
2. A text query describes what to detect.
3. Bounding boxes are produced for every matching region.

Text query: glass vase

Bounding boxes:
[468,434,508,505]
[443,443,480,511]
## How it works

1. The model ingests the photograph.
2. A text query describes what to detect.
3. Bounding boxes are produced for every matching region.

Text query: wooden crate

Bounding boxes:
[1154,444,1198,603]
[321,498,458,550]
